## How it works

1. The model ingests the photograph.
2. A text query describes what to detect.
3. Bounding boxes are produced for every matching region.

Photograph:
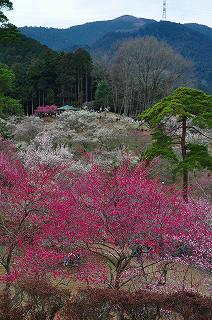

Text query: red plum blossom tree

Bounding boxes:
[0,144,211,306]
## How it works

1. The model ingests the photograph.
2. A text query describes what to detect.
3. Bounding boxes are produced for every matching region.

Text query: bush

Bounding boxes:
[62,288,212,320]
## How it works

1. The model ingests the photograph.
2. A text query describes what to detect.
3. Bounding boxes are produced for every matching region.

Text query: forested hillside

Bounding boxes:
[0,34,52,65]
[19,18,212,93]
[0,33,94,113]
[20,15,155,51]
[186,23,212,39]
[93,21,212,92]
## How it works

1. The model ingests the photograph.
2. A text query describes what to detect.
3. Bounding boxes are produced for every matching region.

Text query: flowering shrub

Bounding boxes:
[1,110,211,318]
[8,111,145,168]
[18,131,73,167]
[62,288,212,320]
[10,116,44,143]
[0,146,211,295]
[34,104,58,114]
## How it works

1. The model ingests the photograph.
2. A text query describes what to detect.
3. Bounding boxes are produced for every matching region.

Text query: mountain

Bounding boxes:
[19,15,155,51]
[0,33,53,66]
[185,23,212,39]
[92,21,212,93]
[17,17,212,92]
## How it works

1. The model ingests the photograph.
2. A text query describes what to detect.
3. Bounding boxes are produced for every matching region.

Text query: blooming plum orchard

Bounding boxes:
[9,111,144,168]
[58,162,211,289]
[0,147,70,298]
[0,144,211,300]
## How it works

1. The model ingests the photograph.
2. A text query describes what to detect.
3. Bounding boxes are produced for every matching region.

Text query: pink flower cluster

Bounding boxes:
[0,143,211,290]
[34,105,58,114]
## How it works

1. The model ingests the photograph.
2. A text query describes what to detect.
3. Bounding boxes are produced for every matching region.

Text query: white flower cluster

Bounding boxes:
[10,116,44,143]
[9,111,142,169]
[19,132,73,167]
[163,116,211,146]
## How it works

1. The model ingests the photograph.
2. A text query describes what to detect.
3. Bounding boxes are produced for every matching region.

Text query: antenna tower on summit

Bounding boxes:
[161,0,167,21]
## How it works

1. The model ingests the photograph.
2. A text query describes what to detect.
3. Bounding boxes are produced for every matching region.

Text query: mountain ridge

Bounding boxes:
[185,23,212,39]
[19,15,155,50]
[19,15,212,52]
[17,16,212,92]
[92,21,212,92]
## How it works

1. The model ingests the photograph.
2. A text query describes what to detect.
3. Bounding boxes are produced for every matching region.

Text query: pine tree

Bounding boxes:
[139,87,212,202]
[94,80,113,109]
[0,0,18,41]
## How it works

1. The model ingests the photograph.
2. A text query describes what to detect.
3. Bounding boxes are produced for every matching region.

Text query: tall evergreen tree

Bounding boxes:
[56,52,75,105]
[0,0,18,41]
[0,63,23,116]
[139,87,212,202]
[94,80,113,109]
[0,0,13,25]
[74,49,92,103]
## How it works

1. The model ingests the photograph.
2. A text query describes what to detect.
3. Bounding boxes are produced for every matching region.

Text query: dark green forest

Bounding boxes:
[0,34,94,114]
[20,16,155,51]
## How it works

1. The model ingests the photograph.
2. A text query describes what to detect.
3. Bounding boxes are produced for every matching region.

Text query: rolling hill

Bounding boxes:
[14,17,212,93]
[92,21,212,93]
[20,15,155,51]
[0,33,53,66]
[185,23,212,39]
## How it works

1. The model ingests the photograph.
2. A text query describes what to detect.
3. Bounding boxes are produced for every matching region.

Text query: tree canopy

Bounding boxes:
[140,87,212,128]
[0,62,14,93]
[139,87,212,201]
[111,38,192,115]
[94,80,113,109]
[0,63,23,116]
[0,0,18,41]
[0,0,13,24]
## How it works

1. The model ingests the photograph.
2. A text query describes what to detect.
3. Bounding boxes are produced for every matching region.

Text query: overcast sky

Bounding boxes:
[6,0,212,28]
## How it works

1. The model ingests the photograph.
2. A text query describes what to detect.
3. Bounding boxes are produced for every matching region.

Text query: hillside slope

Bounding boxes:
[5,18,212,94]
[0,34,53,66]
[93,21,212,92]
[186,23,212,39]
[19,15,155,51]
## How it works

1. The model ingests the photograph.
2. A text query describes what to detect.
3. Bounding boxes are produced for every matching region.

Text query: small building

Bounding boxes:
[57,105,79,112]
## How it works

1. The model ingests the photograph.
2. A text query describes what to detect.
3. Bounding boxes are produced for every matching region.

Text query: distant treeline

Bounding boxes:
[0,34,97,114]
[0,32,205,117]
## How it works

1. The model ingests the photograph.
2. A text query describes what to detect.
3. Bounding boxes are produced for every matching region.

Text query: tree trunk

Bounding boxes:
[3,260,12,319]
[85,69,88,102]
[90,75,93,101]
[42,91,45,106]
[116,308,124,320]
[181,117,188,202]
[26,101,29,116]
[81,73,83,102]
[77,72,80,100]
[31,98,34,115]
